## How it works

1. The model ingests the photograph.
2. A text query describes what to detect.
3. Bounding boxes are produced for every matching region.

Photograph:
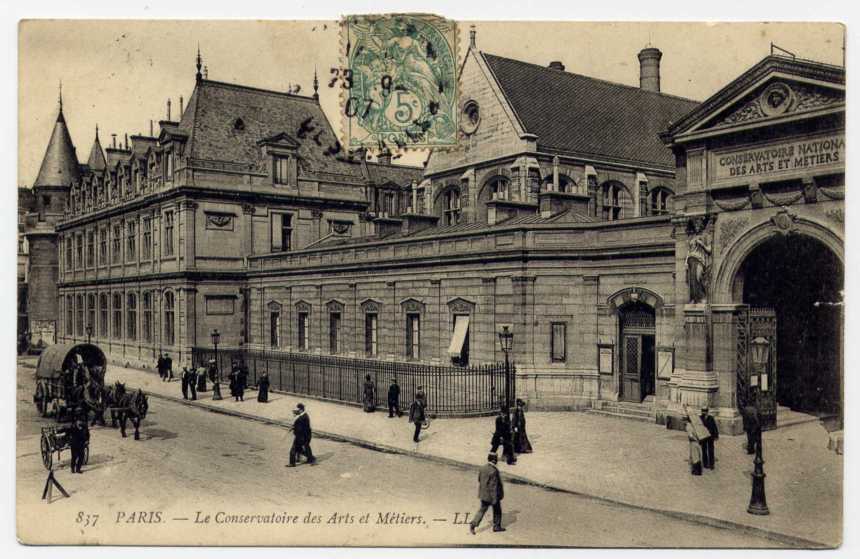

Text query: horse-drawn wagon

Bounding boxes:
[32,343,106,421]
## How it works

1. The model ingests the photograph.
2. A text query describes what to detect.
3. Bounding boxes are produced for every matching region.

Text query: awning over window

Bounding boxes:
[447,315,470,358]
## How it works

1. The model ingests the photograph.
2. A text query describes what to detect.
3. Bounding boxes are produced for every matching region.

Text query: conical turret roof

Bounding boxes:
[86,127,107,172]
[34,108,80,187]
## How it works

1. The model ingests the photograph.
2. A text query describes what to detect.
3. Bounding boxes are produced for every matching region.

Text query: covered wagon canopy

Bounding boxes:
[35,343,107,379]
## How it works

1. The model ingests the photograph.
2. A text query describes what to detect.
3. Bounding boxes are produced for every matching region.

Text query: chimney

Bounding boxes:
[150,120,154,137]
[548,61,565,71]
[124,134,129,150]
[111,134,117,148]
[180,96,184,116]
[638,47,662,92]
[167,98,172,120]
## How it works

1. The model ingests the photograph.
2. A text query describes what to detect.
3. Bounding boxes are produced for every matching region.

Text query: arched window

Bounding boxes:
[443,188,461,226]
[542,174,575,193]
[142,292,152,343]
[112,293,123,339]
[99,294,109,337]
[75,294,84,336]
[601,182,628,221]
[86,294,96,335]
[649,187,674,216]
[127,293,137,341]
[164,291,175,346]
[487,177,511,201]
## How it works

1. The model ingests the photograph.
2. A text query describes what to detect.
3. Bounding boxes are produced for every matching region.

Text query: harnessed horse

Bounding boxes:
[105,382,149,440]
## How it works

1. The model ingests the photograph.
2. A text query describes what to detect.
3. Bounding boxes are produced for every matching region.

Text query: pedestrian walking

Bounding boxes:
[188,368,198,400]
[196,365,208,393]
[156,354,166,381]
[490,407,516,465]
[408,394,426,443]
[742,404,761,455]
[237,364,247,402]
[387,378,401,417]
[469,453,506,534]
[65,415,90,474]
[685,417,703,476]
[164,353,174,381]
[180,367,190,399]
[287,403,316,467]
[699,406,719,469]
[257,371,270,403]
[511,399,532,454]
[415,385,427,408]
[362,374,376,412]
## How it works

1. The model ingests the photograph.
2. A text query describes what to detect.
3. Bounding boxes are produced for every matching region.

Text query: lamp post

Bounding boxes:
[748,336,770,516]
[498,325,514,411]
[85,325,93,345]
[211,329,222,401]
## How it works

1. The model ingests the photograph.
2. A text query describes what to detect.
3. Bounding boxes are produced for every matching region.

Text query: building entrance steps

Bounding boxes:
[587,399,656,423]
[776,406,825,429]
[100,361,842,548]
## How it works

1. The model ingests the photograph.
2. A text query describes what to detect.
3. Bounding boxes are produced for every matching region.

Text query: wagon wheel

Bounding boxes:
[34,382,46,417]
[40,432,52,470]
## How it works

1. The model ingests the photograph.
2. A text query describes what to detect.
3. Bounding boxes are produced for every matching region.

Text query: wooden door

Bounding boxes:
[622,334,642,402]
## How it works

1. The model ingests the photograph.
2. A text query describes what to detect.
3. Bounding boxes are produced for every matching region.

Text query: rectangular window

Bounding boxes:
[112,294,123,339]
[164,211,175,256]
[97,294,107,337]
[551,322,567,362]
[329,312,341,354]
[270,311,281,348]
[281,214,292,251]
[406,314,420,360]
[127,220,137,261]
[365,313,378,356]
[86,294,96,334]
[127,294,137,341]
[273,156,290,185]
[65,237,73,272]
[75,235,83,269]
[76,294,84,336]
[297,312,309,351]
[98,228,107,265]
[448,314,471,366]
[142,217,152,260]
[164,292,175,346]
[142,292,152,343]
[112,223,122,263]
[86,230,95,267]
[165,150,174,180]
[65,295,73,336]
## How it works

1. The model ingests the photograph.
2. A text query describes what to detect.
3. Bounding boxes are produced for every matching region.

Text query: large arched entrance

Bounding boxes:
[619,302,656,402]
[733,233,843,420]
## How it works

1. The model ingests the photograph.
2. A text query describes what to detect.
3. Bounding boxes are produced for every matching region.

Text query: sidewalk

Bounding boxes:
[107,363,841,547]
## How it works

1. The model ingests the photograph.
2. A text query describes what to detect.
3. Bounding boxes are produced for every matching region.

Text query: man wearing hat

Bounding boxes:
[469,453,505,534]
[288,403,316,467]
[699,406,719,470]
[61,411,89,474]
[387,378,401,418]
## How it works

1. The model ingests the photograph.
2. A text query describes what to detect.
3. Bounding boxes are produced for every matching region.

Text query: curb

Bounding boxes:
[136,387,830,549]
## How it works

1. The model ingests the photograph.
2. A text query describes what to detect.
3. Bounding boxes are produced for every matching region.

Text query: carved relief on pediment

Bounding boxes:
[710,81,843,128]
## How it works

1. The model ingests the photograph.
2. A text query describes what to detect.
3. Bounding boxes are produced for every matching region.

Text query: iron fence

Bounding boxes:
[190,347,515,417]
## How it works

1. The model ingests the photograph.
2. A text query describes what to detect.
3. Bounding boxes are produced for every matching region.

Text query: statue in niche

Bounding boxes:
[685,218,712,304]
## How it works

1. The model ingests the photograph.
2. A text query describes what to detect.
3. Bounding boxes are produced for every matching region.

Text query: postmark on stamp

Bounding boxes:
[340,14,459,151]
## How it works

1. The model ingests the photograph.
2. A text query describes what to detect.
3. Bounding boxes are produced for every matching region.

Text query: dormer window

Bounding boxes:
[273,156,291,185]
[444,188,461,226]
[488,177,510,201]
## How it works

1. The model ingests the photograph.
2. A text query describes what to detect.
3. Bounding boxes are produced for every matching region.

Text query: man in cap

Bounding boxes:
[387,378,401,418]
[288,403,316,467]
[469,453,505,534]
[699,406,719,470]
[62,410,90,474]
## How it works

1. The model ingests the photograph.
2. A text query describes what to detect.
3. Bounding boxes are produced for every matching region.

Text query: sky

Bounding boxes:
[18,20,844,187]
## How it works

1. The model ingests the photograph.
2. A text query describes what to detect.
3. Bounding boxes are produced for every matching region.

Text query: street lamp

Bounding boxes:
[85,325,93,345]
[498,325,514,410]
[748,336,770,516]
[211,329,222,401]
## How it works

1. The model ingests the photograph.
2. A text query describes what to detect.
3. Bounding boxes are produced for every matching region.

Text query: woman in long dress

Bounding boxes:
[257,372,270,403]
[362,375,376,412]
[512,398,533,453]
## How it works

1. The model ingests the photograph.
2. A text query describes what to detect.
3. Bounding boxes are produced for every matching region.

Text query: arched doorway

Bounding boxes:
[619,302,656,402]
[734,233,843,420]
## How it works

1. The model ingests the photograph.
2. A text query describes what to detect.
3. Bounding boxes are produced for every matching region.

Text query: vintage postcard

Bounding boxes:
[15,18,844,548]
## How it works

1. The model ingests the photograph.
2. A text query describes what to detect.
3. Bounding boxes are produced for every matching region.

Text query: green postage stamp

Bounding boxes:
[340,14,459,151]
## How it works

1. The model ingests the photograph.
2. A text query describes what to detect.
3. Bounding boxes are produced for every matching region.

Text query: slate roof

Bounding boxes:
[365,161,423,187]
[34,109,81,187]
[178,79,366,184]
[105,148,130,170]
[86,134,107,172]
[129,135,157,162]
[482,53,700,170]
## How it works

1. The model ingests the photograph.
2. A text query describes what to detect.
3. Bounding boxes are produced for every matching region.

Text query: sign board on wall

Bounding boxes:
[598,345,613,374]
[711,133,844,185]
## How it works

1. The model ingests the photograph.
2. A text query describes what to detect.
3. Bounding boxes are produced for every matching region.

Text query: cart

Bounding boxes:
[40,425,89,471]
[33,343,107,421]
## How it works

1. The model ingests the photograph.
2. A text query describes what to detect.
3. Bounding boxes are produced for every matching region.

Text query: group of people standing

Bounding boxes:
[156,353,173,382]
[360,376,429,444]
[490,399,533,465]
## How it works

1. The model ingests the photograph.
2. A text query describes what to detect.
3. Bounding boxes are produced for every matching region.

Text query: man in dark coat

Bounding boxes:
[180,367,190,399]
[164,353,174,381]
[700,407,719,469]
[65,416,90,474]
[288,403,316,466]
[469,453,505,534]
[187,368,198,400]
[156,355,166,381]
[387,378,401,418]
[408,395,426,443]
[490,407,516,465]
[742,404,761,455]
[257,372,270,403]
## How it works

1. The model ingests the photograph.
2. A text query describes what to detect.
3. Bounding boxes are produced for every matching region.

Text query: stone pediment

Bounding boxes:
[702,79,844,130]
[257,132,301,149]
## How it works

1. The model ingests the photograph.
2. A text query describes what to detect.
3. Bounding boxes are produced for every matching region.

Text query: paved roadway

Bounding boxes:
[16,360,780,547]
